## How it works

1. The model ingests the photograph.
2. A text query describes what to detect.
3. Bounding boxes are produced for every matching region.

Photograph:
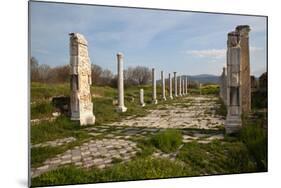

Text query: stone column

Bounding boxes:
[116,52,127,112]
[152,68,158,104]
[185,77,188,94]
[220,67,227,104]
[168,73,173,99]
[69,33,95,125]
[179,75,182,96]
[236,25,251,114]
[161,71,166,100]
[139,89,145,107]
[225,31,242,134]
[199,83,202,95]
[173,72,177,97]
[182,79,185,96]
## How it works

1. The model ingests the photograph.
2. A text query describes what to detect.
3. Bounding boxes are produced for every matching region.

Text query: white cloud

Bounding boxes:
[186,49,226,59]
[185,46,263,59]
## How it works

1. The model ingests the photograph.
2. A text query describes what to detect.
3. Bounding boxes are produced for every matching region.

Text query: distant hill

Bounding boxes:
[186,74,220,84]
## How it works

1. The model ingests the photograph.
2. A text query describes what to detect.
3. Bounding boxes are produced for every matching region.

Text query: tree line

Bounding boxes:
[30,57,152,87]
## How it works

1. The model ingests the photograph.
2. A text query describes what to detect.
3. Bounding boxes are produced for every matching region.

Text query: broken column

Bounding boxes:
[69,33,95,125]
[116,52,127,112]
[168,73,173,99]
[152,68,158,104]
[225,31,242,134]
[179,75,182,96]
[139,88,145,107]
[161,71,166,100]
[173,72,177,97]
[236,25,251,114]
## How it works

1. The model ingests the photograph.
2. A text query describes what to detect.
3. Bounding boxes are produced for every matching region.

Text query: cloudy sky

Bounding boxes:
[30,1,267,77]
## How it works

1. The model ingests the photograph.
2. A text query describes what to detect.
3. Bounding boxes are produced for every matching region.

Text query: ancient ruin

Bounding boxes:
[152,68,158,104]
[69,33,95,125]
[173,72,178,97]
[219,67,227,104]
[179,75,182,96]
[161,71,166,100]
[139,89,146,107]
[236,25,251,114]
[116,53,127,112]
[225,31,242,134]
[168,73,173,99]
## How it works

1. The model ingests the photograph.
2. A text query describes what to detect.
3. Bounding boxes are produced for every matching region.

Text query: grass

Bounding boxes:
[177,141,256,175]
[240,116,268,171]
[31,101,54,119]
[150,129,183,153]
[31,157,192,187]
[214,97,227,117]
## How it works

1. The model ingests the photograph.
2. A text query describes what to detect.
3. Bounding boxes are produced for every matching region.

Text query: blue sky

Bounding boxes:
[30,1,267,77]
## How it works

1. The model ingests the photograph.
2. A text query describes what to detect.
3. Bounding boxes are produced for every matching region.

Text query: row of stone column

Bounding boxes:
[221,25,251,134]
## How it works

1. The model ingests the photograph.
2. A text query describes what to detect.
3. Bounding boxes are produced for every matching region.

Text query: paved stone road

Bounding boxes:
[31,95,225,178]
[108,95,225,129]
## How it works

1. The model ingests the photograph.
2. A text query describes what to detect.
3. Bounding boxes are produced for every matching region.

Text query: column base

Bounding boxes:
[162,97,167,101]
[225,115,242,134]
[169,96,173,100]
[116,106,127,112]
[140,103,146,107]
[152,99,158,104]
[80,115,95,126]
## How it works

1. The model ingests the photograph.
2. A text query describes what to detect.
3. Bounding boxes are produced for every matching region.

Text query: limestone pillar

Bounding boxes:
[173,72,177,97]
[168,73,173,99]
[225,31,242,134]
[220,67,227,104]
[179,75,182,96]
[199,83,202,95]
[182,76,185,95]
[69,33,95,125]
[152,68,158,104]
[140,89,145,107]
[161,71,166,100]
[116,53,127,112]
[236,25,251,114]
[185,77,188,94]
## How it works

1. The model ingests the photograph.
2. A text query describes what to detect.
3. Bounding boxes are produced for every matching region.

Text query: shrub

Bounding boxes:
[150,129,182,153]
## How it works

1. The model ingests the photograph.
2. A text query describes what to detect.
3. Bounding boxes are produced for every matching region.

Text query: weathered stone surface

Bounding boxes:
[219,67,227,104]
[139,89,145,107]
[179,75,182,96]
[225,30,242,134]
[173,72,177,97]
[236,25,251,114]
[116,53,127,112]
[161,71,166,100]
[168,73,173,99]
[69,33,95,125]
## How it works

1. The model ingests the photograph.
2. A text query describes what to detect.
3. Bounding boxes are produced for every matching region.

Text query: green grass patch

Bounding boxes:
[150,129,182,153]
[31,157,192,187]
[31,101,54,119]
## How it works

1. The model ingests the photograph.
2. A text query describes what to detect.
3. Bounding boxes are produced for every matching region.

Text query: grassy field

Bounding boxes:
[30,82,267,186]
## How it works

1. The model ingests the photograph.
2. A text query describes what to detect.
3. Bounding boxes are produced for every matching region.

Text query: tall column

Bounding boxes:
[152,68,158,104]
[173,72,177,97]
[219,67,227,104]
[236,25,251,114]
[179,75,182,96]
[139,88,145,107]
[69,33,95,125]
[168,73,173,99]
[199,83,202,95]
[185,77,188,94]
[161,71,166,100]
[182,76,185,95]
[225,31,242,134]
[116,52,127,112]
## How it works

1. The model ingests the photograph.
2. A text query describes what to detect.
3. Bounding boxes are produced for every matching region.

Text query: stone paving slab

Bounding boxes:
[32,137,77,148]
[31,138,140,178]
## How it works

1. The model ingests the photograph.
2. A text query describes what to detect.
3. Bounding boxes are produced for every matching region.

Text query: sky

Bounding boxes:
[30,1,267,77]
